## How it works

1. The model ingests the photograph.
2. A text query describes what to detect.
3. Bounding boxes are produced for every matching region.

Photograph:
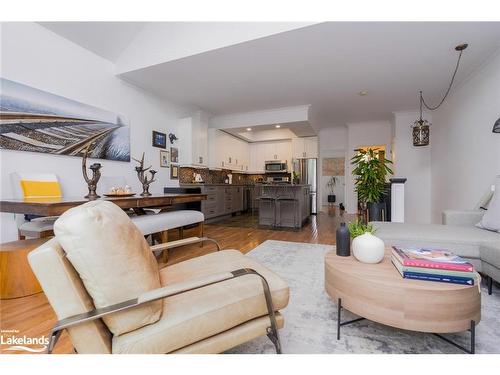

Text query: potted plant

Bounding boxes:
[350,148,393,222]
[292,171,300,184]
[326,176,337,204]
[348,220,385,264]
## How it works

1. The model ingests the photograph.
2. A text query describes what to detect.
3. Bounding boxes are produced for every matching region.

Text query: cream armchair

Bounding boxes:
[28,201,289,354]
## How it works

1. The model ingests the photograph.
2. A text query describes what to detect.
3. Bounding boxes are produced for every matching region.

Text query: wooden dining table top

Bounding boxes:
[0,193,207,216]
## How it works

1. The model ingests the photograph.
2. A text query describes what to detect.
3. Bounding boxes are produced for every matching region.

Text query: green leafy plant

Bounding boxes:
[348,220,376,238]
[326,176,337,194]
[350,148,393,204]
[292,171,300,181]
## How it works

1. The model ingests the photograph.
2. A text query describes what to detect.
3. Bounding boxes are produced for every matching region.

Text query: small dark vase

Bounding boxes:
[336,222,350,257]
[367,202,386,222]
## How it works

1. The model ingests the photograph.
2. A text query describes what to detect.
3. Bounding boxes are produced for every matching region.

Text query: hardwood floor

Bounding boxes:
[0,206,354,354]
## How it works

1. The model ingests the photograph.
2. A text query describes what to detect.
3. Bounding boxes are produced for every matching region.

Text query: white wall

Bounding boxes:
[393,111,432,223]
[0,22,189,242]
[317,126,347,209]
[345,121,393,214]
[430,50,500,223]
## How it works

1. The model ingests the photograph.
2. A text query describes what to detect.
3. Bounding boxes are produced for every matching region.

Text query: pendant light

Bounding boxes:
[412,43,468,146]
[493,118,500,133]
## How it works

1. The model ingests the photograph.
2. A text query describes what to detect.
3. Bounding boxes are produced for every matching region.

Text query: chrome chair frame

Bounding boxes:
[46,237,282,354]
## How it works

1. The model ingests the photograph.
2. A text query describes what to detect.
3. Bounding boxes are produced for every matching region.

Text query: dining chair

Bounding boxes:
[10,172,62,239]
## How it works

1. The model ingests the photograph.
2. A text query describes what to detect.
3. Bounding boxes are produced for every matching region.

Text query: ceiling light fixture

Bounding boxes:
[275,124,281,128]
[246,128,252,131]
[358,90,368,96]
[493,118,500,134]
[412,43,468,147]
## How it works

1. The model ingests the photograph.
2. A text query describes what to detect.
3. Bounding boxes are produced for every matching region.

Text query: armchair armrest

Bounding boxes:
[47,268,280,354]
[442,210,485,227]
[150,236,220,253]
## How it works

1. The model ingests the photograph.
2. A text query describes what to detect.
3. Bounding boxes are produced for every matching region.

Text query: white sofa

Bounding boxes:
[372,209,500,294]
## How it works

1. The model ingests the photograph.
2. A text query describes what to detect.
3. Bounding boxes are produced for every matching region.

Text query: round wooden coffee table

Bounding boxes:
[324,249,481,353]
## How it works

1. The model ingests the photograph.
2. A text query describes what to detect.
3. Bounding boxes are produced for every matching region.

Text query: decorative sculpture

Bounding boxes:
[168,133,178,144]
[133,152,157,197]
[82,145,102,199]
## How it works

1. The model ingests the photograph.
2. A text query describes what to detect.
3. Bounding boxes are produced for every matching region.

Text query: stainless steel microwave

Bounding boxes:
[265,161,288,173]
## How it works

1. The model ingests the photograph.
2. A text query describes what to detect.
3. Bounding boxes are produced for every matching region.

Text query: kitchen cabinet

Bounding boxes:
[178,112,209,167]
[208,129,250,171]
[292,137,318,159]
[184,184,245,219]
[249,140,292,173]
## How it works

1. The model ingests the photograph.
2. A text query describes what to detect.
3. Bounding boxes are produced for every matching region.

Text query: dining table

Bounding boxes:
[0,193,207,217]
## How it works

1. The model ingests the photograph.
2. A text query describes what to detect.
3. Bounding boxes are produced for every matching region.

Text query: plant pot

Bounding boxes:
[327,194,336,203]
[367,202,386,222]
[352,232,385,264]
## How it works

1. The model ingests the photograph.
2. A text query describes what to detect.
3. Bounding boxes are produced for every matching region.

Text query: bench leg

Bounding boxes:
[488,276,493,295]
[159,231,168,264]
[199,222,204,247]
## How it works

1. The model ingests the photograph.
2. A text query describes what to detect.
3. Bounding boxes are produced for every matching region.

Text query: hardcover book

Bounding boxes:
[391,246,474,272]
[391,256,477,283]
[391,258,476,286]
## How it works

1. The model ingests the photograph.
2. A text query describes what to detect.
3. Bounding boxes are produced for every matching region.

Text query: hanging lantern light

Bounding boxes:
[412,91,431,147]
[413,43,468,147]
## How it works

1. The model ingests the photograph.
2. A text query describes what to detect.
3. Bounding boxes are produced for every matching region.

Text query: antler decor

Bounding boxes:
[133,152,157,197]
[82,145,102,199]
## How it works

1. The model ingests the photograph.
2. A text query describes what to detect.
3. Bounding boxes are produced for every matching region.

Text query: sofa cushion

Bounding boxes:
[54,200,162,336]
[477,178,500,232]
[112,249,289,354]
[132,210,204,235]
[480,241,500,268]
[372,221,500,260]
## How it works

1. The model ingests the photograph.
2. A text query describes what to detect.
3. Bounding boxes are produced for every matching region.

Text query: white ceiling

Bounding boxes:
[120,22,500,127]
[40,22,500,128]
[39,22,146,62]
[224,121,316,142]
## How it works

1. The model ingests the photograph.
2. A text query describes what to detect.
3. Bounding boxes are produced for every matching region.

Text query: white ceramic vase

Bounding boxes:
[352,232,385,264]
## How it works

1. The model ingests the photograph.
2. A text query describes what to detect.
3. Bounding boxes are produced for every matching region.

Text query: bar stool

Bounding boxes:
[276,185,299,229]
[256,185,277,227]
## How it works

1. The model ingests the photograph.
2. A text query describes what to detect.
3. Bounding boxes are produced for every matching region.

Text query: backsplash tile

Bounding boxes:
[179,167,265,184]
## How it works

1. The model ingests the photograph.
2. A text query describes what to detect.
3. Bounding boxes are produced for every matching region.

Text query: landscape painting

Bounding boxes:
[0,78,130,161]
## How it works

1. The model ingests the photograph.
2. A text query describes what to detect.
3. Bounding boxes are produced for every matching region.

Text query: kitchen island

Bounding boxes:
[179,183,312,228]
[255,184,311,228]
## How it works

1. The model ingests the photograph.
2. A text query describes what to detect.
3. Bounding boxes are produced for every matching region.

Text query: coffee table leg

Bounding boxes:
[337,298,366,340]
[432,320,476,354]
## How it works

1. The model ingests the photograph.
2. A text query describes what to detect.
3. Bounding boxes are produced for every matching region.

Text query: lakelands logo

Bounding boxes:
[1,329,49,353]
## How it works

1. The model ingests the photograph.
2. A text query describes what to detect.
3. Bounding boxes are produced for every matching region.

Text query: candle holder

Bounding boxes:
[133,153,156,197]
[82,146,102,199]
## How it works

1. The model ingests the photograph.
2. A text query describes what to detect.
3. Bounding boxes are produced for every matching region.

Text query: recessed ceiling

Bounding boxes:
[224,121,316,142]
[39,22,146,62]
[118,22,500,128]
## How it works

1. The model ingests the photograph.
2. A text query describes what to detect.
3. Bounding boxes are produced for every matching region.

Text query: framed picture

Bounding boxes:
[0,78,131,161]
[152,131,167,149]
[170,165,179,180]
[160,150,169,168]
[170,147,179,163]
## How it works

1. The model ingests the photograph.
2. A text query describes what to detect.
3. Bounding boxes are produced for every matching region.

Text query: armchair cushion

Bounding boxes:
[112,249,289,354]
[54,200,162,336]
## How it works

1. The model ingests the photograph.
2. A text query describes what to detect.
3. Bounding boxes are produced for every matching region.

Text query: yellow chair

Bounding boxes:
[10,172,62,239]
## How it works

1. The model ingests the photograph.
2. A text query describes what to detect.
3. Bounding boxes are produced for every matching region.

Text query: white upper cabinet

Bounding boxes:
[249,140,292,173]
[208,129,250,171]
[292,136,318,159]
[178,112,209,167]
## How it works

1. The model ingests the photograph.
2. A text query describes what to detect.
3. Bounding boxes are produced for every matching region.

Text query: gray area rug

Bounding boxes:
[228,240,500,354]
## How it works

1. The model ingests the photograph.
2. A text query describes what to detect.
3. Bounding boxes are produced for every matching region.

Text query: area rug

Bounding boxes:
[228,240,500,354]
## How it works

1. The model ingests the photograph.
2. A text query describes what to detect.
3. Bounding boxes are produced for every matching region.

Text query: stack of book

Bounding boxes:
[391,245,476,285]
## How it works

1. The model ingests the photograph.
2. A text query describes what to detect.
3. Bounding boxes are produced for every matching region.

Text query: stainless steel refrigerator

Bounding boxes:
[293,158,317,214]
